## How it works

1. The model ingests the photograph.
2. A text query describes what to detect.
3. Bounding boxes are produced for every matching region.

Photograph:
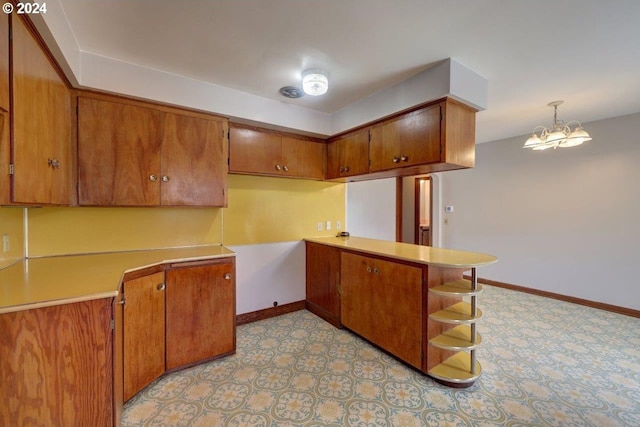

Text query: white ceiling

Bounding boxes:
[55,0,640,143]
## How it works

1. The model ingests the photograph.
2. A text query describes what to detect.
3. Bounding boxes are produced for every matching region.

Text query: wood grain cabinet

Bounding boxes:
[9,14,74,205]
[0,298,115,427]
[122,258,236,401]
[370,104,441,172]
[305,242,341,327]
[78,95,228,207]
[229,125,325,180]
[340,251,423,369]
[326,128,370,180]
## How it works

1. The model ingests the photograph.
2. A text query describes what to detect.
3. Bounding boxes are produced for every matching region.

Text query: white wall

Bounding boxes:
[228,241,306,315]
[346,178,396,241]
[441,112,640,310]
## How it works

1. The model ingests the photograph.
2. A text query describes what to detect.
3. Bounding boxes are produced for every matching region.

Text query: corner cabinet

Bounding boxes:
[122,257,236,402]
[77,94,228,207]
[229,125,325,180]
[9,14,74,205]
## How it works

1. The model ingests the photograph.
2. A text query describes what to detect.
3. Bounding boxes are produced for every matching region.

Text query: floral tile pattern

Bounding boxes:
[122,285,640,426]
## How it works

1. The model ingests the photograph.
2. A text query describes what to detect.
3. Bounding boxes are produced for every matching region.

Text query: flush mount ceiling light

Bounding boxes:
[523,101,592,150]
[301,68,328,96]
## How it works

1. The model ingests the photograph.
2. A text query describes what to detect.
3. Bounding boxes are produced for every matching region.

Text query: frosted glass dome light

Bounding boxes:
[301,69,328,96]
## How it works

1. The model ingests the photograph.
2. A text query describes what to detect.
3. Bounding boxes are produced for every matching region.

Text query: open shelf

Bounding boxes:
[430,279,483,297]
[428,324,482,351]
[428,352,482,386]
[428,301,482,324]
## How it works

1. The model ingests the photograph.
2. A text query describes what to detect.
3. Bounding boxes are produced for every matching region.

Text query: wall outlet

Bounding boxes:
[336,220,342,230]
[2,235,9,253]
[325,220,331,231]
[317,222,323,231]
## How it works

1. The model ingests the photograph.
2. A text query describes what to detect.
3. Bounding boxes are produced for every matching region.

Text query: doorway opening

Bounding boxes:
[397,175,433,245]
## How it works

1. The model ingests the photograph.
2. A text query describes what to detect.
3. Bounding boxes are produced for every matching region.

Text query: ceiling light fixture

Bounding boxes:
[301,68,328,96]
[523,101,592,150]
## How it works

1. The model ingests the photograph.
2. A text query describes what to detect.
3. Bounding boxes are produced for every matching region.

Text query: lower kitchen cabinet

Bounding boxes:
[305,242,341,327]
[123,272,165,402]
[0,298,115,427]
[122,257,236,401]
[305,237,496,387]
[341,251,423,369]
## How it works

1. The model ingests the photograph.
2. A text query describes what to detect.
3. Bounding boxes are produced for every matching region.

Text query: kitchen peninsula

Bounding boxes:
[0,246,236,427]
[305,236,497,387]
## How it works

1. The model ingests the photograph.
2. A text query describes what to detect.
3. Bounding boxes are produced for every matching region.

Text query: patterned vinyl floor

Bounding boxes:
[122,285,640,426]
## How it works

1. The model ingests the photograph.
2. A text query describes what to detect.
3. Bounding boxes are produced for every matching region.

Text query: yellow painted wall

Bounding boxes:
[223,174,345,246]
[0,207,25,267]
[28,207,223,257]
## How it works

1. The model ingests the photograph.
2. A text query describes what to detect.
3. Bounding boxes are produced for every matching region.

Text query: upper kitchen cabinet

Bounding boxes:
[370,104,441,172]
[0,13,8,205]
[229,125,325,180]
[0,12,8,112]
[77,94,228,207]
[10,14,74,205]
[328,97,477,182]
[326,128,370,180]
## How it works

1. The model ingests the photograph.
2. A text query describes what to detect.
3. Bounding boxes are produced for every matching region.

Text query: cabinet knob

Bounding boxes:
[339,167,344,173]
[392,156,400,163]
[344,166,350,172]
[366,266,372,273]
[283,165,289,172]
[401,155,409,162]
[275,164,282,171]
[149,174,158,182]
[373,267,380,275]
[157,283,165,291]
[48,158,61,169]
[162,175,170,182]
[224,273,232,280]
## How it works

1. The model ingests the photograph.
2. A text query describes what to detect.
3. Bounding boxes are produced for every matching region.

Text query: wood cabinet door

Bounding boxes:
[161,113,228,206]
[0,13,8,111]
[229,127,282,175]
[78,97,162,206]
[0,299,114,427]
[370,105,441,172]
[340,252,374,341]
[327,128,370,179]
[397,105,441,167]
[123,272,166,402]
[281,136,325,179]
[165,259,236,370]
[305,242,341,326]
[11,16,73,205]
[371,259,423,368]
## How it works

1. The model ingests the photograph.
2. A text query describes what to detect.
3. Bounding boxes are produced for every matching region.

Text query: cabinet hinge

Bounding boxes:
[110,319,115,330]
[9,164,14,175]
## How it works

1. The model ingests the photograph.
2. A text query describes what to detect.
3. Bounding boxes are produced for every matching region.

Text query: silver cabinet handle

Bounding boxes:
[157,283,165,291]
[275,164,282,171]
[401,155,409,162]
[283,165,289,172]
[366,266,372,273]
[344,166,350,172]
[162,175,170,182]
[224,273,232,280]
[373,267,380,275]
[149,174,158,182]
[392,156,400,163]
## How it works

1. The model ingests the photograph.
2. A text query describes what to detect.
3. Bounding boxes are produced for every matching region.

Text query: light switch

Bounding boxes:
[317,222,323,231]
[325,221,331,231]
[2,235,9,253]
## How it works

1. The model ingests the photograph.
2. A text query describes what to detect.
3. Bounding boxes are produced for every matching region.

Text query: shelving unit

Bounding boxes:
[427,270,483,387]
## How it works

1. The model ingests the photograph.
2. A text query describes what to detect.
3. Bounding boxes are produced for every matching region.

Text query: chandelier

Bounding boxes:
[523,101,592,150]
